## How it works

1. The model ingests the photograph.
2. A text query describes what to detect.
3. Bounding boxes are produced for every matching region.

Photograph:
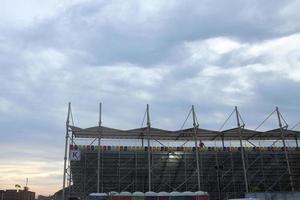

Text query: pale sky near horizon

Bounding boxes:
[0,0,300,196]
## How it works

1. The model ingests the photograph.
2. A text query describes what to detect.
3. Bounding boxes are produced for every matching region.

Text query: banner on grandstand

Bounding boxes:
[70,149,81,161]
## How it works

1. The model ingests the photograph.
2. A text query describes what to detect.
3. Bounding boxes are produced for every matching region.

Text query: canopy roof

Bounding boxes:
[70,125,300,141]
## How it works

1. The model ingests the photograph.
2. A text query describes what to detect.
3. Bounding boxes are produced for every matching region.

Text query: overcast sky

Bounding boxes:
[0,0,300,196]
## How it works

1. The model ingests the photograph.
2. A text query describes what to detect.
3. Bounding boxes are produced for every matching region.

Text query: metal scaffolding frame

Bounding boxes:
[62,103,300,200]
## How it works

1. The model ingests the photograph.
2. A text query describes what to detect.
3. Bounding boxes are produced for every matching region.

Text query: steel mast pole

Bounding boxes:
[235,106,249,193]
[63,102,71,200]
[146,104,151,191]
[97,103,102,193]
[276,107,294,192]
[68,107,75,199]
[192,105,201,191]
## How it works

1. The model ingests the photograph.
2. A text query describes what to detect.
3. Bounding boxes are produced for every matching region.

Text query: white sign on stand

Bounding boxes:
[70,150,81,161]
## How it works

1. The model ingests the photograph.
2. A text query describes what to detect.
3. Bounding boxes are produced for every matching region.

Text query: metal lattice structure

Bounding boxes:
[62,103,300,200]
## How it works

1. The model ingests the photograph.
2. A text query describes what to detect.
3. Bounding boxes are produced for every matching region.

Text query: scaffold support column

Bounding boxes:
[235,106,249,193]
[276,107,294,192]
[192,105,201,191]
[147,104,151,191]
[97,102,102,193]
[63,102,71,200]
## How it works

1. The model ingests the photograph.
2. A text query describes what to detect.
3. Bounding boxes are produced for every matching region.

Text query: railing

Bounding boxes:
[70,145,300,152]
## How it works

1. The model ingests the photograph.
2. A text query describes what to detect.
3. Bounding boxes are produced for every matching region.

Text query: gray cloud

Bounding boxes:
[4,0,299,66]
[0,0,300,195]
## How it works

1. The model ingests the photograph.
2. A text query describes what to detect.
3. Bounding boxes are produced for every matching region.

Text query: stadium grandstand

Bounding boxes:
[62,103,300,200]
